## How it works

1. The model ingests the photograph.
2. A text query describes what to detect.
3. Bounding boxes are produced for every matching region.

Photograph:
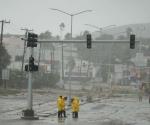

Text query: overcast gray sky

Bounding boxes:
[0,0,150,36]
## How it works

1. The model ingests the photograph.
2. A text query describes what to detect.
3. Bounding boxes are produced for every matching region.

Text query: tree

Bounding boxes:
[64,33,71,40]
[59,22,65,31]
[39,30,54,50]
[0,45,11,69]
[0,45,11,85]
[39,30,52,40]
[117,35,126,40]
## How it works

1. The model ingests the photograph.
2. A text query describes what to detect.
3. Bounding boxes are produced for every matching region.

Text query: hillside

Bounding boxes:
[92,23,150,39]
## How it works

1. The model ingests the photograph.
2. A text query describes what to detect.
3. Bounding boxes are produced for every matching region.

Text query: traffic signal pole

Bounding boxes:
[22,46,38,120]
[28,47,33,110]
[21,32,39,120]
[38,39,139,44]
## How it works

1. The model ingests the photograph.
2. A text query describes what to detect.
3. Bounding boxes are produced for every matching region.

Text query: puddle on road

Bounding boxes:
[91,104,107,110]
[101,119,135,125]
[136,112,150,122]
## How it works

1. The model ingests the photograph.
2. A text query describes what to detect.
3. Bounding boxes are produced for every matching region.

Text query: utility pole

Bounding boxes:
[0,20,10,45]
[21,28,33,72]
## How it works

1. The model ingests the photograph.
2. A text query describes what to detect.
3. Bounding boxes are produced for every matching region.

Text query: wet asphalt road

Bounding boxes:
[0,97,150,125]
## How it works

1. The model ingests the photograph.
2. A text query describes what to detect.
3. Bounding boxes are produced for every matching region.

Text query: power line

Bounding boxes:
[0,20,10,45]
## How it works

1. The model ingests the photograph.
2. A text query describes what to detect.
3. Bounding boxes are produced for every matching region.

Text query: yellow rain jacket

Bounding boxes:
[62,97,66,110]
[57,96,63,111]
[71,97,80,112]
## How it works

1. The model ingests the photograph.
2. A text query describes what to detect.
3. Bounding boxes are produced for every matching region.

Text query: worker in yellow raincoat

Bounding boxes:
[57,96,63,118]
[62,96,67,117]
[71,96,79,118]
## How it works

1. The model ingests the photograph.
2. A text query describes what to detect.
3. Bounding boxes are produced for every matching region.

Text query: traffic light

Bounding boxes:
[87,34,92,49]
[27,32,38,47]
[130,34,135,49]
[29,56,34,71]
[25,65,29,71]
[24,64,38,72]
[24,56,38,72]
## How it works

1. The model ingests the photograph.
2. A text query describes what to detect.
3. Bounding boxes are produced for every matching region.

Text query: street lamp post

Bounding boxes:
[59,23,65,88]
[50,8,92,38]
[50,8,92,104]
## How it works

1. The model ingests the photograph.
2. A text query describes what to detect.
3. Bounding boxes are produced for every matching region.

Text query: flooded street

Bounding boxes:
[0,94,150,125]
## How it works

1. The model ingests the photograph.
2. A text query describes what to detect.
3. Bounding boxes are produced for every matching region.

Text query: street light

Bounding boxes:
[50,8,92,38]
[59,23,65,88]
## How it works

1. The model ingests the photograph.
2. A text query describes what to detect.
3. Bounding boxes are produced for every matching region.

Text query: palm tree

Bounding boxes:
[59,22,65,31]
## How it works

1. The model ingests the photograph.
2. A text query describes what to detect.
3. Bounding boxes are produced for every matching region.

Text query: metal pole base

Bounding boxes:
[21,109,39,120]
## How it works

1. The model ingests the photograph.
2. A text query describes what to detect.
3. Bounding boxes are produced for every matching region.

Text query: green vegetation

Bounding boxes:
[0,89,20,96]
[0,45,11,86]
[2,70,60,89]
